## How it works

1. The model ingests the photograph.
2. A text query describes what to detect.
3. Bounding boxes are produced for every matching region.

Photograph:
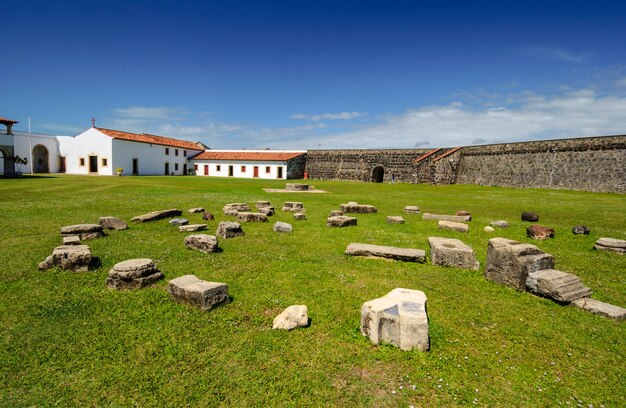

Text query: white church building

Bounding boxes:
[1,117,306,179]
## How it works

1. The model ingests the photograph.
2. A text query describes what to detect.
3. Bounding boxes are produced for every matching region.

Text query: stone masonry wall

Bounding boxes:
[286,154,307,179]
[304,135,625,193]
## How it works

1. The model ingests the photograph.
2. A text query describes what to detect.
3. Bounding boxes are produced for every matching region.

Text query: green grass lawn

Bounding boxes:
[1,175,624,407]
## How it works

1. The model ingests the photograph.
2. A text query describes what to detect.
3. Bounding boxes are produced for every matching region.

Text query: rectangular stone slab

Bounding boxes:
[131,209,182,223]
[571,298,626,320]
[526,269,592,303]
[167,274,230,310]
[345,243,426,262]
[423,213,471,222]
[485,238,554,290]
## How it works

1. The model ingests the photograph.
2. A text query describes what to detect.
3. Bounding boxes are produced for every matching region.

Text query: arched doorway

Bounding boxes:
[372,166,384,183]
[32,145,49,173]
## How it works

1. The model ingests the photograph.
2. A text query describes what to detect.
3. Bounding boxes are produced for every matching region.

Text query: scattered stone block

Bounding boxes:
[184,234,219,253]
[594,237,626,254]
[456,210,471,216]
[60,224,105,240]
[526,225,555,240]
[438,220,469,233]
[422,213,471,222]
[329,210,344,216]
[167,274,230,311]
[345,243,426,262]
[256,200,272,208]
[285,183,309,191]
[340,203,378,213]
[294,213,307,221]
[236,212,268,223]
[99,216,128,231]
[105,258,164,290]
[484,226,495,232]
[521,211,539,222]
[216,221,244,238]
[485,238,555,291]
[572,225,590,235]
[526,269,592,303]
[387,216,405,224]
[169,218,189,226]
[223,203,250,216]
[179,224,208,232]
[273,221,293,233]
[571,298,626,320]
[361,288,429,352]
[63,235,81,245]
[428,237,479,270]
[38,245,92,272]
[202,212,215,221]
[188,207,204,214]
[282,202,304,212]
[132,209,182,223]
[490,220,510,229]
[272,305,309,330]
[403,206,420,214]
[258,207,275,216]
[327,216,357,227]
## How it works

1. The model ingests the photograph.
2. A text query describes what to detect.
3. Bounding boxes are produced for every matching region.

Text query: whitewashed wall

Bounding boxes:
[192,159,288,179]
[58,128,113,175]
[13,131,61,173]
[112,139,203,176]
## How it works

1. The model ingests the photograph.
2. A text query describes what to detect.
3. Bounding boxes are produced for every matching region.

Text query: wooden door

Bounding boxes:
[253,166,259,177]
[204,165,209,175]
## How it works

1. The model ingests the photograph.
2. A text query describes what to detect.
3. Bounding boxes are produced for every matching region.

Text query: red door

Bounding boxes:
[204,165,209,175]
[253,166,259,177]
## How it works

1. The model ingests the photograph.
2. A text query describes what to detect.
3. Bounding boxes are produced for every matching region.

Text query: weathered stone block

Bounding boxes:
[346,243,426,262]
[386,216,405,224]
[403,206,420,214]
[273,221,293,233]
[105,258,164,290]
[202,212,215,221]
[167,274,230,311]
[132,209,182,223]
[484,226,495,232]
[294,213,307,220]
[236,212,268,223]
[438,220,469,233]
[485,238,555,291]
[526,225,555,240]
[428,237,479,270]
[60,224,105,240]
[327,216,357,227]
[169,218,189,226]
[184,234,219,253]
[340,203,378,213]
[256,200,272,208]
[329,210,344,216]
[258,207,274,216]
[571,298,626,320]
[282,202,304,212]
[63,235,81,245]
[99,216,128,231]
[179,224,208,232]
[272,305,309,330]
[423,213,471,222]
[490,220,510,228]
[526,269,592,303]
[216,221,244,238]
[594,237,626,254]
[223,203,250,216]
[38,245,92,272]
[521,211,539,222]
[572,225,590,235]
[361,288,429,351]
[285,183,309,191]
[188,207,204,214]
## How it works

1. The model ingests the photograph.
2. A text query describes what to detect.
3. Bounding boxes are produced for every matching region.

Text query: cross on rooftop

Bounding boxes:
[91,117,96,128]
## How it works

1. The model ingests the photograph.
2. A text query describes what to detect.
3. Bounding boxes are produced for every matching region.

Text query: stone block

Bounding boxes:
[188,207,205,214]
[223,203,250,216]
[258,207,274,216]
[346,243,426,262]
[423,213,471,222]
[99,216,128,231]
[216,221,244,239]
[340,203,378,213]
[572,225,590,235]
[256,200,272,208]
[327,216,357,227]
[456,210,471,216]
[361,288,429,351]
[403,206,420,214]
[484,226,495,232]
[273,221,293,233]
[202,212,215,221]
[521,211,539,222]
[60,224,105,240]
[329,210,344,216]
[236,212,268,223]
[106,258,164,290]
[526,269,592,303]
[63,235,81,245]
[570,298,626,320]
[438,220,469,233]
[132,209,182,223]
[38,245,92,272]
[285,183,309,191]
[490,220,510,228]
[282,202,304,212]
[167,274,230,311]
[179,224,208,232]
[428,237,479,270]
[294,213,307,220]
[594,237,626,254]
[169,218,189,226]
[526,225,555,240]
[485,238,555,291]
[184,234,219,253]
[272,305,309,330]
[387,216,405,224]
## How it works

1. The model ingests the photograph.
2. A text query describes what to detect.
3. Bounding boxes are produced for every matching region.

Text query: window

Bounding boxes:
[183,150,187,156]
[265,166,271,173]
[165,148,170,155]
[216,165,221,171]
[79,157,85,166]
[101,158,108,167]
[175,149,179,156]
[194,164,198,171]
[175,163,179,171]
[241,165,246,172]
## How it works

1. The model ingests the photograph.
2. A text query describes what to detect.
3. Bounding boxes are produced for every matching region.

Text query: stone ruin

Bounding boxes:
[188,207,204,214]
[38,245,92,272]
[423,213,471,222]
[526,225,555,240]
[256,201,274,216]
[216,221,244,238]
[386,216,404,224]
[105,258,164,290]
[236,212,269,223]
[594,237,626,254]
[438,220,469,233]
[99,216,128,231]
[345,243,426,263]
[169,218,189,226]
[132,209,182,223]
[428,237,479,270]
[273,305,309,330]
[340,202,377,213]
[168,274,230,311]
[273,221,293,233]
[223,203,251,216]
[293,213,307,221]
[179,224,207,232]
[403,206,420,214]
[285,183,309,191]
[327,215,357,227]
[282,201,305,212]
[184,234,219,253]
[61,224,105,241]
[361,288,429,351]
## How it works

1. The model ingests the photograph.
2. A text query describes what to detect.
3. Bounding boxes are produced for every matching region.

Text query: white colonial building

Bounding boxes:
[190,150,307,179]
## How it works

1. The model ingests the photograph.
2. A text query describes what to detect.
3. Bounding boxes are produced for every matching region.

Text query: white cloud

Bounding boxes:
[290,111,366,121]
[517,46,592,63]
[616,77,626,87]
[112,106,188,120]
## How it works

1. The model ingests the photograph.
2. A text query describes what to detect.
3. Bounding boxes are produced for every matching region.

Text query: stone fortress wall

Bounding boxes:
[304,135,626,193]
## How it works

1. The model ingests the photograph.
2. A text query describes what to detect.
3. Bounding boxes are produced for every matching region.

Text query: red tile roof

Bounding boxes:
[412,148,442,164]
[95,127,203,150]
[432,146,462,162]
[0,117,19,124]
[191,151,306,162]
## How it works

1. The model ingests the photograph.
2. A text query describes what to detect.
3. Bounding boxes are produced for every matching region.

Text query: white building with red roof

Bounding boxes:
[190,150,307,179]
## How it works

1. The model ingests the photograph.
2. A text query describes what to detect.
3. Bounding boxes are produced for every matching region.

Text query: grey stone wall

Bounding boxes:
[304,135,625,193]
[286,154,307,179]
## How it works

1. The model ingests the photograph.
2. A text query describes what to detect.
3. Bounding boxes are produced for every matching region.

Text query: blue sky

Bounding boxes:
[3,0,626,148]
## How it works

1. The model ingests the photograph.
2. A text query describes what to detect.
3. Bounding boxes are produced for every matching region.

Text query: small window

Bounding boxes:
[183,150,187,156]
[241,165,246,172]
[216,165,221,172]
[194,164,198,171]
[175,149,179,156]
[79,157,85,166]
[165,148,169,155]
[175,163,179,171]
[265,166,271,173]
[101,158,108,167]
